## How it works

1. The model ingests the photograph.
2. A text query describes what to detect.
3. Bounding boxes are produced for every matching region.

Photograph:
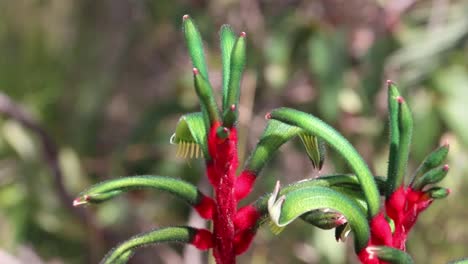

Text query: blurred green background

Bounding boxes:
[0,0,467,263]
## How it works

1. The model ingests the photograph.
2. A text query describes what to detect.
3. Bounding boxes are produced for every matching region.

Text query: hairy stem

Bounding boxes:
[207,123,239,264]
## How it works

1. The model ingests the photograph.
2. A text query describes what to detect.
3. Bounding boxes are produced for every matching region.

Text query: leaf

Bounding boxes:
[268,107,380,218]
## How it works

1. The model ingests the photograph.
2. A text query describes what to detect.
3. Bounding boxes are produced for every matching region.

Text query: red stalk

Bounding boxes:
[204,120,259,263]
[207,122,239,264]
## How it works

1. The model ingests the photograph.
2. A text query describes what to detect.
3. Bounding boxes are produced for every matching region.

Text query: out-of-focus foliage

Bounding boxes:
[0,0,467,263]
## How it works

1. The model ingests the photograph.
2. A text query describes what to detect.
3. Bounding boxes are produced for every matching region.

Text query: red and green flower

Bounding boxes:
[73,16,455,264]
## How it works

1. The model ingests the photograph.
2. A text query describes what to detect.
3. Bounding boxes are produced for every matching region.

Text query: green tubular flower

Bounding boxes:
[268,107,380,218]
[170,112,208,159]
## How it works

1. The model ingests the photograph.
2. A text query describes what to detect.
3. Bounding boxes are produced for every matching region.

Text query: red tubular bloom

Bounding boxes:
[385,187,406,223]
[232,206,259,255]
[359,184,447,263]
[234,205,260,231]
[234,229,255,255]
[191,229,214,250]
[369,213,393,246]
[234,170,256,201]
[194,195,215,220]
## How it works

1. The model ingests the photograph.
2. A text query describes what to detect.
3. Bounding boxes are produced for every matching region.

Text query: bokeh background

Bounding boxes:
[1,0,467,263]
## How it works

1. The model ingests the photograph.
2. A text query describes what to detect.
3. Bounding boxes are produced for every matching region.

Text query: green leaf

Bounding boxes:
[220,25,237,108]
[100,227,198,264]
[73,176,207,209]
[268,184,369,252]
[366,246,414,264]
[269,108,380,218]
[170,112,208,159]
[182,15,209,79]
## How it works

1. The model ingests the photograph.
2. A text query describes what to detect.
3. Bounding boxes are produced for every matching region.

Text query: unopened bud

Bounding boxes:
[216,126,230,140]
[301,209,346,230]
[412,164,449,190]
[425,187,450,199]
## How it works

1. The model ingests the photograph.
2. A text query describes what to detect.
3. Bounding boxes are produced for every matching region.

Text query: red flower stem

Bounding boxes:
[207,122,239,264]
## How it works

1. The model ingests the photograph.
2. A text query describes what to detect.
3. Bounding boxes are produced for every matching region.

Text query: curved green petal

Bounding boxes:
[74,175,206,208]
[254,174,386,216]
[269,107,380,218]
[268,185,369,252]
[244,119,327,175]
[244,119,301,174]
[170,112,208,159]
[100,227,197,264]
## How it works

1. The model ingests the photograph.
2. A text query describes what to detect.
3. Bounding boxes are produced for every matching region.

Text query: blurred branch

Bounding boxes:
[0,92,83,219]
[0,92,114,262]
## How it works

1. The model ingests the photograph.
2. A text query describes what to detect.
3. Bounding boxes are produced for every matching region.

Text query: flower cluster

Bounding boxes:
[73,16,457,264]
